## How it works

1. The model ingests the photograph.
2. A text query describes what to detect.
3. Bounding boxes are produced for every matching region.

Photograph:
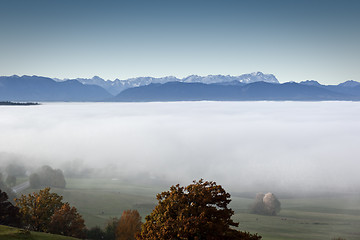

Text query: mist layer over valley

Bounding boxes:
[1,101,359,195]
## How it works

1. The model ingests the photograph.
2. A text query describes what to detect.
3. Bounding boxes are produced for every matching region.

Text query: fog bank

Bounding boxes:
[1,101,359,193]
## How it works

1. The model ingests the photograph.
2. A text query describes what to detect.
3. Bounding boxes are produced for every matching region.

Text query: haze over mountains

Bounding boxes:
[64,71,280,95]
[1,72,360,102]
[0,75,111,101]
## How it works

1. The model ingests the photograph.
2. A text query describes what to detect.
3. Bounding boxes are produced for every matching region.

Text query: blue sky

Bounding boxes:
[0,0,359,84]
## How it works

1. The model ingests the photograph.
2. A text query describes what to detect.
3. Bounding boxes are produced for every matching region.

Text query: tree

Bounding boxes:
[48,202,86,238]
[15,187,64,232]
[34,165,66,188]
[104,217,119,240]
[5,175,16,187]
[29,173,41,188]
[0,189,21,227]
[5,163,26,177]
[86,226,106,240]
[250,193,265,215]
[138,179,261,240]
[0,178,16,204]
[116,210,142,240]
[250,193,281,216]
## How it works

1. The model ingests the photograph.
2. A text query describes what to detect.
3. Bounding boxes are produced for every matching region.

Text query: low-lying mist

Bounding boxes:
[1,101,360,194]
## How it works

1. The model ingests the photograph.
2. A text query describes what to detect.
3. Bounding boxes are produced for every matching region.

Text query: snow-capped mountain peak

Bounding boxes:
[71,72,279,95]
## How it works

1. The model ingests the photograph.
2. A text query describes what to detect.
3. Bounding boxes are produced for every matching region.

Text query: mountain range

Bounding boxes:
[0,75,111,101]
[63,72,279,95]
[1,73,360,102]
[113,81,360,102]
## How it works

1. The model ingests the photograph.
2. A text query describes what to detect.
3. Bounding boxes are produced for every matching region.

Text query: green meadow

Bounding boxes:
[0,225,79,240]
[20,178,360,240]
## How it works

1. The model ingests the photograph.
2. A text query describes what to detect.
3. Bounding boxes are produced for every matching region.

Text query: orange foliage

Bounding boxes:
[48,202,86,238]
[15,187,63,232]
[137,179,261,240]
[116,209,142,240]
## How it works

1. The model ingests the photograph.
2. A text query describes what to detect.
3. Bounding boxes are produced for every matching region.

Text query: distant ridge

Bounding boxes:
[1,74,359,102]
[0,101,39,105]
[0,75,112,102]
[68,72,279,95]
[112,81,355,102]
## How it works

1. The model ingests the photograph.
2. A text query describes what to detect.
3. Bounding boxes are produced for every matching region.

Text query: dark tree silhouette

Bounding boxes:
[86,226,105,240]
[0,189,21,227]
[30,165,66,188]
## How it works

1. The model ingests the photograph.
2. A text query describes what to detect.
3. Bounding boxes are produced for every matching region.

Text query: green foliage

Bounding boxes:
[138,179,261,240]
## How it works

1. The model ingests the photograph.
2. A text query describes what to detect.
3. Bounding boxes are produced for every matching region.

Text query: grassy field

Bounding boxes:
[231,195,360,240]
[0,225,79,240]
[19,178,360,240]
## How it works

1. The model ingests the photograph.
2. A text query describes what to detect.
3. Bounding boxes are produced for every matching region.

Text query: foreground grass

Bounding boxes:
[0,225,79,240]
[20,178,360,240]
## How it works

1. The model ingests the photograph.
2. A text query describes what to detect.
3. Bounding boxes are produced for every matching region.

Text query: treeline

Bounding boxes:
[29,165,66,188]
[1,180,263,240]
[0,187,85,238]
[0,162,66,189]
[0,101,39,105]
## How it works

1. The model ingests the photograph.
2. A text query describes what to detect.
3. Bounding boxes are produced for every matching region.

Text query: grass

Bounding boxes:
[18,178,360,240]
[0,225,79,240]
[231,195,360,240]
[21,178,161,228]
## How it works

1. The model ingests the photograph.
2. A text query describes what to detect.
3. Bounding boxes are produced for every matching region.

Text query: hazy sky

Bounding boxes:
[1,0,359,84]
[1,102,360,193]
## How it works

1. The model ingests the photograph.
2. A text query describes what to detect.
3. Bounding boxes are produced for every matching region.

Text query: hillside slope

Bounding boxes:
[0,225,79,240]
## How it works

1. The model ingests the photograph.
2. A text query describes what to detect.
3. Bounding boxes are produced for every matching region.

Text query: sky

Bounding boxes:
[1,102,360,193]
[0,0,359,84]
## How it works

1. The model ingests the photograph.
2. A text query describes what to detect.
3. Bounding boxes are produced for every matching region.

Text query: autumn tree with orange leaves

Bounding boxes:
[116,209,142,240]
[15,187,86,238]
[48,202,86,238]
[137,179,262,240]
[15,187,63,232]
